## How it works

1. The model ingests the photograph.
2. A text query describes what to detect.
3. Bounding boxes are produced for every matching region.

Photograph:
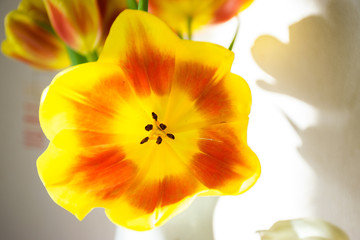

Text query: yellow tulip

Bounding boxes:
[2,0,70,70]
[37,10,260,230]
[43,0,102,55]
[149,0,254,34]
[2,0,128,68]
[258,218,350,240]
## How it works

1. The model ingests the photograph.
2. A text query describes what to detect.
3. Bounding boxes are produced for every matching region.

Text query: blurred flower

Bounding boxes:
[1,0,70,70]
[149,0,254,34]
[258,218,349,240]
[2,0,127,69]
[43,0,102,55]
[96,0,127,47]
[37,10,260,230]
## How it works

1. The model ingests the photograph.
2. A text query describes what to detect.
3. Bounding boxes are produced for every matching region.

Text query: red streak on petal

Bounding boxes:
[160,174,198,206]
[146,49,174,96]
[72,131,118,148]
[196,80,234,118]
[74,147,137,200]
[127,174,198,213]
[127,181,161,213]
[47,1,77,49]
[60,73,133,131]
[123,27,174,96]
[213,0,246,24]
[175,62,217,100]
[191,153,239,188]
[123,48,152,97]
[191,127,245,189]
[10,20,61,59]
[7,51,53,69]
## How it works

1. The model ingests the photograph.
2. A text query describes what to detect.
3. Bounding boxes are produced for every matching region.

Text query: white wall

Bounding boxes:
[206,0,360,239]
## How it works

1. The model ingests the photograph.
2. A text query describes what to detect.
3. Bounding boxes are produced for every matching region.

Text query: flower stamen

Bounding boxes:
[145,124,153,131]
[152,112,158,121]
[140,137,149,144]
[140,112,175,145]
[167,133,175,140]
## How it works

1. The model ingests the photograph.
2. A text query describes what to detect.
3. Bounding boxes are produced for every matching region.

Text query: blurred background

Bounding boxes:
[1,0,359,239]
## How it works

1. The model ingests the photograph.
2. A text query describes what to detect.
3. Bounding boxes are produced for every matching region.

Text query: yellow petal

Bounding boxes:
[37,142,138,221]
[95,0,127,46]
[39,62,135,140]
[99,10,180,96]
[258,218,350,240]
[18,0,49,23]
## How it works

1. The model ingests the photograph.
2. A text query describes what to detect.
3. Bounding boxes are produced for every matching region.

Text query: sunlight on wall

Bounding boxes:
[205,0,327,239]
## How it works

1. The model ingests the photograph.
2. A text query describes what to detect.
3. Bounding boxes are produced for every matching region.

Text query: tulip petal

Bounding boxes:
[258,218,350,240]
[99,10,179,96]
[149,0,254,33]
[191,123,259,195]
[149,0,223,33]
[44,0,101,54]
[105,179,199,230]
[39,62,138,140]
[191,73,258,194]
[96,0,127,46]
[18,0,49,23]
[173,40,234,100]
[37,142,138,220]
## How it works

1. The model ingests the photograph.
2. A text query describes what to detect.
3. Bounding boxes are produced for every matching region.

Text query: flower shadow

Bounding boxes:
[251,0,360,238]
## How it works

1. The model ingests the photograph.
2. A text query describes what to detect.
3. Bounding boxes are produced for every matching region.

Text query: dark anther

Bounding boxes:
[159,123,167,130]
[152,112,158,121]
[140,137,149,144]
[156,136,162,144]
[167,133,175,140]
[145,124,153,131]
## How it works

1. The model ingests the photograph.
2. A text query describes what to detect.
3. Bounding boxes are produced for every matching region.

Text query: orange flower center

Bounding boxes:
[140,112,175,145]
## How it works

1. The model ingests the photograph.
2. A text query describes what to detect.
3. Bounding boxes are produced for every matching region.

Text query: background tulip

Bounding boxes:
[2,1,70,70]
[149,0,254,36]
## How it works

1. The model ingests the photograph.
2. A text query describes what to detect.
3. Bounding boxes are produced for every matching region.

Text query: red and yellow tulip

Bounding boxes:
[43,0,101,55]
[1,0,70,70]
[149,0,254,34]
[38,10,260,230]
[2,0,127,69]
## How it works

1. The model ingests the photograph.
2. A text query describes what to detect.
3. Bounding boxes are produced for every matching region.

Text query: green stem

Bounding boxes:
[126,0,138,9]
[66,46,87,65]
[177,31,183,39]
[86,50,99,62]
[138,0,148,11]
[187,16,193,40]
[228,17,240,51]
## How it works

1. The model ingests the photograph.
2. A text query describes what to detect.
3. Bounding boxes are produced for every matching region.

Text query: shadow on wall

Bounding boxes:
[251,0,360,238]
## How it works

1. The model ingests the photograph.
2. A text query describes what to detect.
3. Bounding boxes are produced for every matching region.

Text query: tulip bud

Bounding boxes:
[2,10,69,70]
